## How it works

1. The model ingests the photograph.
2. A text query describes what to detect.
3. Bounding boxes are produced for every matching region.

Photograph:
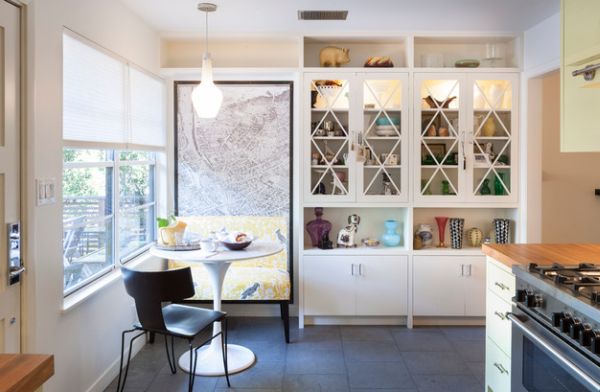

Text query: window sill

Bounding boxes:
[62,251,154,313]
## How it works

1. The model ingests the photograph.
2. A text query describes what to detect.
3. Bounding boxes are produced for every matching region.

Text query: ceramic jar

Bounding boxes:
[416,224,433,248]
[494,218,511,244]
[449,218,465,249]
[482,117,497,137]
[467,228,483,247]
[381,220,401,247]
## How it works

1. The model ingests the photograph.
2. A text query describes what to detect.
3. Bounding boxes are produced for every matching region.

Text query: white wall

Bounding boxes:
[520,12,560,242]
[23,1,160,391]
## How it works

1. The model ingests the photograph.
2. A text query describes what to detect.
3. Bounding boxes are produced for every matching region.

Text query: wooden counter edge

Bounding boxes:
[482,243,600,269]
[0,354,54,392]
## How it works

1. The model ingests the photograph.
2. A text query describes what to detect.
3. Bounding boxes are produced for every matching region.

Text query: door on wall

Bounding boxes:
[0,0,22,353]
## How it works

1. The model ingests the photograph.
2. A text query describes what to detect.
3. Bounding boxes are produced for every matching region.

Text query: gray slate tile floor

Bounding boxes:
[105,317,484,392]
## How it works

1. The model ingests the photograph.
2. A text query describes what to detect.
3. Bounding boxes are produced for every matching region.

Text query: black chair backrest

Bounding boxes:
[121,266,195,332]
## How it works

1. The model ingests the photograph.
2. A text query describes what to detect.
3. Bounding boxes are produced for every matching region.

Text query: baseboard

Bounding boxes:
[86,333,146,392]
[304,316,407,325]
[412,317,486,326]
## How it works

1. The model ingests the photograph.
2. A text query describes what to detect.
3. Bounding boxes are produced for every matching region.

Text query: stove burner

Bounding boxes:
[528,262,600,299]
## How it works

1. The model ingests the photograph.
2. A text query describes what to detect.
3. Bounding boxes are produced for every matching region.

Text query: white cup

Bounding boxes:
[200,238,218,252]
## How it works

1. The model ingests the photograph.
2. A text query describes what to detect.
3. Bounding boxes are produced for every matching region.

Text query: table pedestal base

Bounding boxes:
[178,343,255,376]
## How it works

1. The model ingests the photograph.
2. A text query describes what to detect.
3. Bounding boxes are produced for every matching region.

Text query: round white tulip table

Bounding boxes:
[150,240,284,376]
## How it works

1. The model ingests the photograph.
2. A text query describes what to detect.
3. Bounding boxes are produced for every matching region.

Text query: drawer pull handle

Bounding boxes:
[494,311,508,321]
[494,281,509,291]
[493,362,509,375]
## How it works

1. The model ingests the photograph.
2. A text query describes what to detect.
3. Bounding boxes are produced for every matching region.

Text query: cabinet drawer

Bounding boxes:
[486,337,511,392]
[487,260,515,303]
[486,290,512,356]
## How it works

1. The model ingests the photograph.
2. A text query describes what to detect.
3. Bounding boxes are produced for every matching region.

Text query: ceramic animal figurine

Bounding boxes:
[337,214,360,248]
[319,46,350,67]
[424,95,457,109]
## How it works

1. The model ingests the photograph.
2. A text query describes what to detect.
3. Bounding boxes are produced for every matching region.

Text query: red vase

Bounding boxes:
[435,216,448,248]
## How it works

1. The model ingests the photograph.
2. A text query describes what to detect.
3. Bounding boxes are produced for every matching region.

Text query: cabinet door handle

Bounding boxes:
[351,264,355,276]
[494,281,510,291]
[493,362,509,375]
[467,264,472,276]
[359,264,363,276]
[460,264,464,276]
[494,311,508,321]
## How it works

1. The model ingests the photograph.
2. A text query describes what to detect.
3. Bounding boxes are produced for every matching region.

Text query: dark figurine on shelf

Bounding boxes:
[306,207,332,247]
[314,182,326,195]
[318,231,334,249]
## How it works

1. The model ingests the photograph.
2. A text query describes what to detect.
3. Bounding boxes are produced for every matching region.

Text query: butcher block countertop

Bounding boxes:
[0,354,54,392]
[482,243,600,269]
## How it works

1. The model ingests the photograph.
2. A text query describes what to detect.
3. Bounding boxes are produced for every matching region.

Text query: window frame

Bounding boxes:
[62,149,158,296]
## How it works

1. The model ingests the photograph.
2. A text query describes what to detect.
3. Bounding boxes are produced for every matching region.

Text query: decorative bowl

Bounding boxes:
[376,117,400,126]
[222,232,254,251]
[362,238,380,247]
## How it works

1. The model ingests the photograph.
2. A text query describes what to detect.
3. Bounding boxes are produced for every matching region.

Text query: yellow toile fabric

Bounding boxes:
[168,216,290,300]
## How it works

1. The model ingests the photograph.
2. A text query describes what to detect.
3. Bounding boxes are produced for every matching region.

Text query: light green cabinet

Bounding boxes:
[561,0,600,152]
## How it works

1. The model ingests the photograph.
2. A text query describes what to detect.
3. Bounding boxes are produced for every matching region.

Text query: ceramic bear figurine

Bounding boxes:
[319,46,350,67]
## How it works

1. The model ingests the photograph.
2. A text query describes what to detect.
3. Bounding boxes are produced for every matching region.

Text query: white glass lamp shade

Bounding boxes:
[191,53,223,118]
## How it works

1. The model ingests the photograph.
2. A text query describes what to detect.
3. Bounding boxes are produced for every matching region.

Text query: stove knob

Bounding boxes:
[580,324,593,346]
[515,289,527,303]
[570,319,583,339]
[591,331,600,354]
[552,312,565,327]
[560,316,574,333]
[526,293,538,307]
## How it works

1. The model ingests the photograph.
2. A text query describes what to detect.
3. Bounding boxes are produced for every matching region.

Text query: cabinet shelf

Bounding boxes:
[474,136,510,140]
[363,108,402,113]
[311,108,348,113]
[421,109,459,113]
[422,137,457,140]
[363,165,401,169]
[421,164,459,169]
[303,246,409,256]
[312,136,348,140]
[473,165,511,169]
[365,136,402,140]
[412,247,484,255]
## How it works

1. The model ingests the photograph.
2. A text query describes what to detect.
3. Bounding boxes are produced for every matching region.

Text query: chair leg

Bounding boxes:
[164,334,177,374]
[116,329,145,392]
[222,318,231,387]
[188,340,197,392]
[281,302,290,344]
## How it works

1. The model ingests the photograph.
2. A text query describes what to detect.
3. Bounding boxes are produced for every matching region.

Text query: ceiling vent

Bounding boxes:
[298,10,348,21]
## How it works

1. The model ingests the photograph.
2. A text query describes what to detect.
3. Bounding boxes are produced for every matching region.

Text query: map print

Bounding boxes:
[176,82,292,217]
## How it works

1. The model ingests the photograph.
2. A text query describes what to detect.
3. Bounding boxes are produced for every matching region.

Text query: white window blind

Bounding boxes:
[130,67,166,147]
[63,31,166,150]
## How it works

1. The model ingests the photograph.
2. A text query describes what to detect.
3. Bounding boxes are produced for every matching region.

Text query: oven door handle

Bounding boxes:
[508,312,600,392]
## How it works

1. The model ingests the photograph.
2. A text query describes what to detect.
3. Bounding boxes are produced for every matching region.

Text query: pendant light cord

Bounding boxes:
[205,10,209,54]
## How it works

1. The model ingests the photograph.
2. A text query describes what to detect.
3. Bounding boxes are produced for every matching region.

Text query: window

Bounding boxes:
[62,149,156,294]
[62,30,165,295]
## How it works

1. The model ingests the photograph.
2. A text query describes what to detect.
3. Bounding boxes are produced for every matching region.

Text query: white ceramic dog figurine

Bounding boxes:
[337,214,361,248]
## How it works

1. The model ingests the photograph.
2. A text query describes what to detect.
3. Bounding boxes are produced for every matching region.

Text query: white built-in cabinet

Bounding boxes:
[413,255,486,316]
[304,72,409,203]
[414,73,519,204]
[303,255,408,316]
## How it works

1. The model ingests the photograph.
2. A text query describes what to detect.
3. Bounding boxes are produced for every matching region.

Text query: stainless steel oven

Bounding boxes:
[510,304,600,392]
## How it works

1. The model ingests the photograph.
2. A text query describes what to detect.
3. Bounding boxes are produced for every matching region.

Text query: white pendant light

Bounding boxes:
[191,3,223,119]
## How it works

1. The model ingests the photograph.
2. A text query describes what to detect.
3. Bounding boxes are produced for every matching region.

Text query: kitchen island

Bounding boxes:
[482,243,600,392]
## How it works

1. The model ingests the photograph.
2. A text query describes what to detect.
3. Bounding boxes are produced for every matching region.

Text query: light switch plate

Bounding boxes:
[36,178,56,206]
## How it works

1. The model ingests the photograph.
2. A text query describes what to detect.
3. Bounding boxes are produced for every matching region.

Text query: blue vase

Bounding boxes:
[381,220,401,247]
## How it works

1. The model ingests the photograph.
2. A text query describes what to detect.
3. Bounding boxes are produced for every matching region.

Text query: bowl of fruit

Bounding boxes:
[222,232,254,251]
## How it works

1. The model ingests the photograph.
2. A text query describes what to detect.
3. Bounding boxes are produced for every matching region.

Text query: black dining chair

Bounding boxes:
[117,266,230,392]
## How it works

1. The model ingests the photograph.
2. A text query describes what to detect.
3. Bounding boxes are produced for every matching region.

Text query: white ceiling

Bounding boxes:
[120,0,560,38]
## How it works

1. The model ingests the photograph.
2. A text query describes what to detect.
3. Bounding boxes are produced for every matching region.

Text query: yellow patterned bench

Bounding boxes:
[167,216,292,342]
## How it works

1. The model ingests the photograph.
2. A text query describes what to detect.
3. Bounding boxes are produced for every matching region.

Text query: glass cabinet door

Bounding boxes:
[359,75,407,202]
[306,75,354,201]
[415,75,464,201]
[469,76,516,201]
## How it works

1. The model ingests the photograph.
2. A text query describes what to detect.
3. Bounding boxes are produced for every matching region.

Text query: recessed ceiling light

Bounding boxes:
[298,10,348,21]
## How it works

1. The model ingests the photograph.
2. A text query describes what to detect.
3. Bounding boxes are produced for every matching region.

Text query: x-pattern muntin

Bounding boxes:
[472,81,512,196]
[310,80,350,195]
[362,80,402,196]
[420,80,460,196]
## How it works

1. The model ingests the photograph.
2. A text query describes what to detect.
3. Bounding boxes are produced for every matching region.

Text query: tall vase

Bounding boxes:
[494,173,505,195]
[381,220,401,247]
[449,218,465,249]
[435,216,448,248]
[493,218,511,244]
[305,207,332,247]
